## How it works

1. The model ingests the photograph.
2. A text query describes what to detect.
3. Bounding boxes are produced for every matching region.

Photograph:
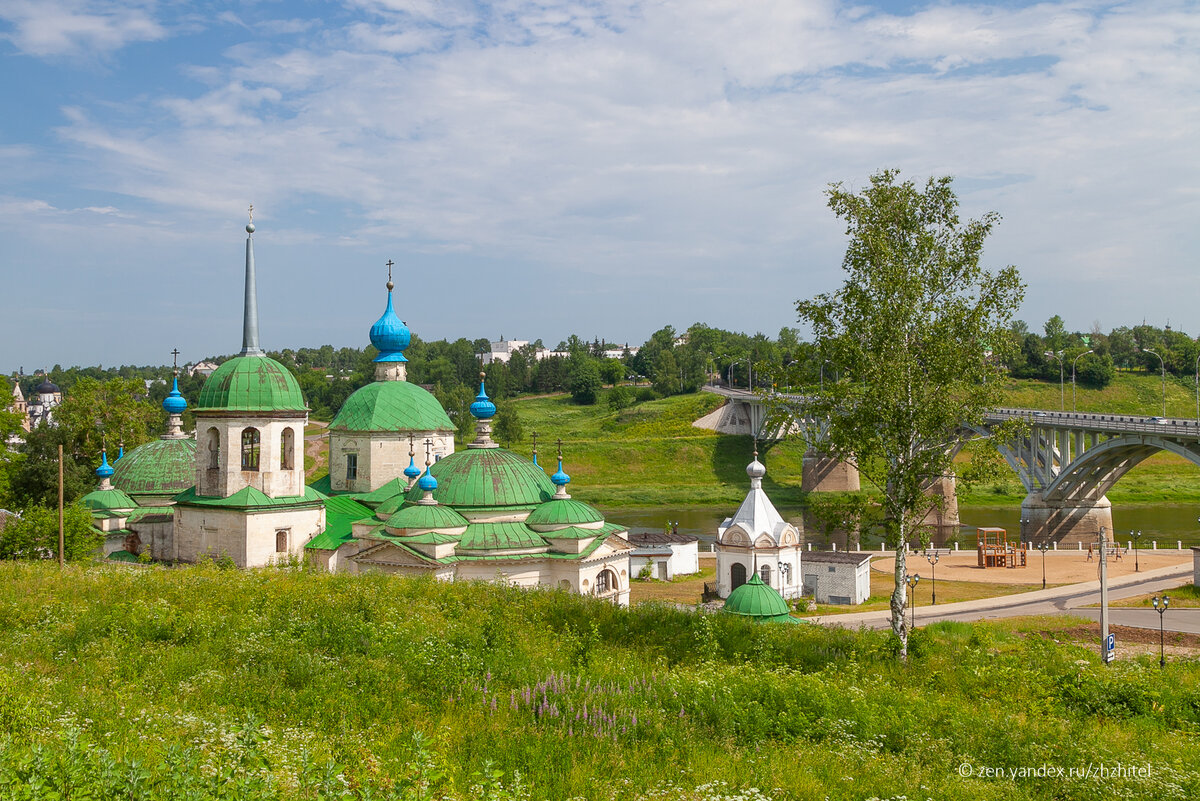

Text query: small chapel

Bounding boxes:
[87,215,633,605]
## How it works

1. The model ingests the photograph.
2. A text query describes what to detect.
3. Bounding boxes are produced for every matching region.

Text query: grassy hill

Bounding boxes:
[0,562,1196,799]
[509,374,1200,510]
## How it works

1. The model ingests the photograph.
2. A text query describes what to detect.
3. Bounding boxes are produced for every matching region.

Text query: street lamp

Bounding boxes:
[1132,530,1143,572]
[1071,350,1093,412]
[778,561,791,595]
[924,547,940,605]
[1036,541,1050,589]
[1152,595,1170,668]
[1044,350,1064,410]
[1143,348,1166,417]
[905,573,921,630]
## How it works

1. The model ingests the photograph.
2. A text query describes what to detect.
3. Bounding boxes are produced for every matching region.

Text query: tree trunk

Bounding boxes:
[890,517,909,660]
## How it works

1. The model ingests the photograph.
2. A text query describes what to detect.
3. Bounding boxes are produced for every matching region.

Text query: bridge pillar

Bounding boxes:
[920,473,959,532]
[1020,491,1114,547]
[801,450,860,493]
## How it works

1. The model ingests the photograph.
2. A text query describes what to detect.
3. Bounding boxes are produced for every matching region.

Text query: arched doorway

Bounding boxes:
[730,562,747,590]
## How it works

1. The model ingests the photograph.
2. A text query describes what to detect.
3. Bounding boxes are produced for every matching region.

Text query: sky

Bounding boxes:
[1,0,1197,372]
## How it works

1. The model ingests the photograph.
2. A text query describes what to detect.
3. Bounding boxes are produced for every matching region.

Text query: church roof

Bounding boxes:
[352,477,409,506]
[385,503,469,532]
[112,438,197,498]
[81,487,137,512]
[723,574,797,623]
[525,498,604,526]
[458,521,548,551]
[174,484,326,509]
[330,381,453,432]
[405,447,556,510]
[195,356,306,413]
[725,486,791,543]
[305,496,374,550]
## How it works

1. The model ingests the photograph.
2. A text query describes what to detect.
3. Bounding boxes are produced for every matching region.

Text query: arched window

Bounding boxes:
[759,564,772,586]
[730,562,747,590]
[207,428,220,469]
[280,428,295,470]
[241,428,260,471]
[595,568,618,595]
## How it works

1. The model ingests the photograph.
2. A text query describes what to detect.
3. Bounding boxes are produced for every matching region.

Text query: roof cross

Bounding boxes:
[171,348,180,372]
[248,204,253,223]
[424,438,433,467]
[556,438,563,458]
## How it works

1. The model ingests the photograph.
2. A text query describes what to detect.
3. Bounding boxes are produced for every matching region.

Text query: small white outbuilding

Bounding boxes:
[801,551,873,605]
[627,530,699,580]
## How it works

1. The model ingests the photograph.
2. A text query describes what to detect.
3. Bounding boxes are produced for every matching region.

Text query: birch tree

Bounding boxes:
[795,169,1024,658]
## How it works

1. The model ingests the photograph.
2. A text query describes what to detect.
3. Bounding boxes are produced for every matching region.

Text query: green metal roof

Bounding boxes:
[81,487,137,512]
[108,550,140,563]
[458,521,547,551]
[195,356,306,413]
[330,380,454,432]
[401,531,459,545]
[541,525,601,540]
[405,448,556,510]
[304,496,373,551]
[112,438,197,498]
[722,574,796,623]
[374,491,410,520]
[174,484,327,509]
[385,503,468,532]
[352,477,409,507]
[307,474,345,496]
[526,498,605,526]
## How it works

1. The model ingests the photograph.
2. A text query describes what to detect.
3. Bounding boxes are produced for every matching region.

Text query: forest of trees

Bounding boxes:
[3,316,1197,517]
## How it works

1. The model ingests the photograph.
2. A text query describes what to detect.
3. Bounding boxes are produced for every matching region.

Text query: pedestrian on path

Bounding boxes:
[1087,544,1093,561]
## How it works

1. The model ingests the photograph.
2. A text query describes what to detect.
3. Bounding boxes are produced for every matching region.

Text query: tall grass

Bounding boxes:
[0,562,1196,799]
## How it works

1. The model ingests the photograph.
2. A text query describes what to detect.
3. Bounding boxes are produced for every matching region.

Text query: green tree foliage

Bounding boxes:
[794,169,1024,659]
[569,359,602,405]
[492,403,524,447]
[10,427,95,508]
[434,384,476,444]
[0,503,99,561]
[599,359,625,386]
[607,385,633,411]
[53,377,160,459]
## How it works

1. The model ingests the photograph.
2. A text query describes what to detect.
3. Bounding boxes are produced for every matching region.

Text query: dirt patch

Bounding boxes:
[1025,622,1200,660]
[872,551,1191,585]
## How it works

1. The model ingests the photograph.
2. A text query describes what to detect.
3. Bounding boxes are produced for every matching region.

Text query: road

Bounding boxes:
[804,563,1199,633]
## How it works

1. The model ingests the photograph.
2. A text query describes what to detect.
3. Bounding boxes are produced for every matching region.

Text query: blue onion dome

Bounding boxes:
[417,468,438,492]
[470,375,496,420]
[404,453,422,480]
[551,456,570,487]
[369,289,410,362]
[162,375,187,414]
[96,448,115,479]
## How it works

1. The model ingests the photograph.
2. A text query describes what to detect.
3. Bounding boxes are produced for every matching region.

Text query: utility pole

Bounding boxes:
[1099,526,1111,664]
[57,444,64,569]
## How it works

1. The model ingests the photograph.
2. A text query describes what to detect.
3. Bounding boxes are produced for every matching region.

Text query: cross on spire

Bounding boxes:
[171,348,180,370]
[248,204,253,223]
[408,432,415,456]
[424,438,433,466]
[556,438,563,458]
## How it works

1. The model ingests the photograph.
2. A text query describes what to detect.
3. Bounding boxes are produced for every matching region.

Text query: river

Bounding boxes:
[600,503,1200,549]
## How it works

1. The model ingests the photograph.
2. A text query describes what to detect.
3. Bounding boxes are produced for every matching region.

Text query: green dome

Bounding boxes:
[526,498,604,527]
[723,574,794,623]
[375,491,411,520]
[331,381,454,432]
[112,438,197,499]
[82,487,137,512]
[386,503,469,532]
[196,356,306,413]
[405,448,556,510]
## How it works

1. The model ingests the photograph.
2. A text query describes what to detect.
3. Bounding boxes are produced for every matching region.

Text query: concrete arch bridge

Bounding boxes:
[697,387,1200,546]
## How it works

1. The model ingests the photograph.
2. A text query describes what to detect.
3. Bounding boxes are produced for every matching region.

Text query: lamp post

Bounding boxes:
[778,561,791,596]
[924,548,940,605]
[1194,351,1199,422]
[1035,541,1050,589]
[1143,348,1166,417]
[1132,530,1143,572]
[1152,595,1170,668]
[1044,351,1064,410]
[1071,350,1093,412]
[905,574,921,630]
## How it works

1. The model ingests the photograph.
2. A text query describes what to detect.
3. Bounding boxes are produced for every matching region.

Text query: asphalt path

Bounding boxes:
[805,564,1198,633]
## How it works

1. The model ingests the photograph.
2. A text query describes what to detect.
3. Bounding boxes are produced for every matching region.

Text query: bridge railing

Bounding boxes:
[986,408,1200,435]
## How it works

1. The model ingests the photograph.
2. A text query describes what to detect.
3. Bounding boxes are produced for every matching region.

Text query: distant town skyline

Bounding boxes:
[2,0,1197,373]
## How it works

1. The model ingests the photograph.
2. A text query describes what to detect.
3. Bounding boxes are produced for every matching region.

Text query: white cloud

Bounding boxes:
[5,0,1200,364]
[0,0,165,57]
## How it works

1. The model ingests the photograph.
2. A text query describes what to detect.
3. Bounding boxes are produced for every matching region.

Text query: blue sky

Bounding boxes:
[1,0,1198,372]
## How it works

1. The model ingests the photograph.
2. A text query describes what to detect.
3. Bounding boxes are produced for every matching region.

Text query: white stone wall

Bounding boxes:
[328,429,455,494]
[173,504,324,567]
[195,415,306,498]
[716,546,801,599]
[802,559,871,605]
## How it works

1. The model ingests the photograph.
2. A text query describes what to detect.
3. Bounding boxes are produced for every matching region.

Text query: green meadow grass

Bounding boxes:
[0,562,1197,799]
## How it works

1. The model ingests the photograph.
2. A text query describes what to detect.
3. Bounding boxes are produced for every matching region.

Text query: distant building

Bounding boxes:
[801,551,872,606]
[24,376,61,429]
[627,529,699,580]
[189,361,220,377]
